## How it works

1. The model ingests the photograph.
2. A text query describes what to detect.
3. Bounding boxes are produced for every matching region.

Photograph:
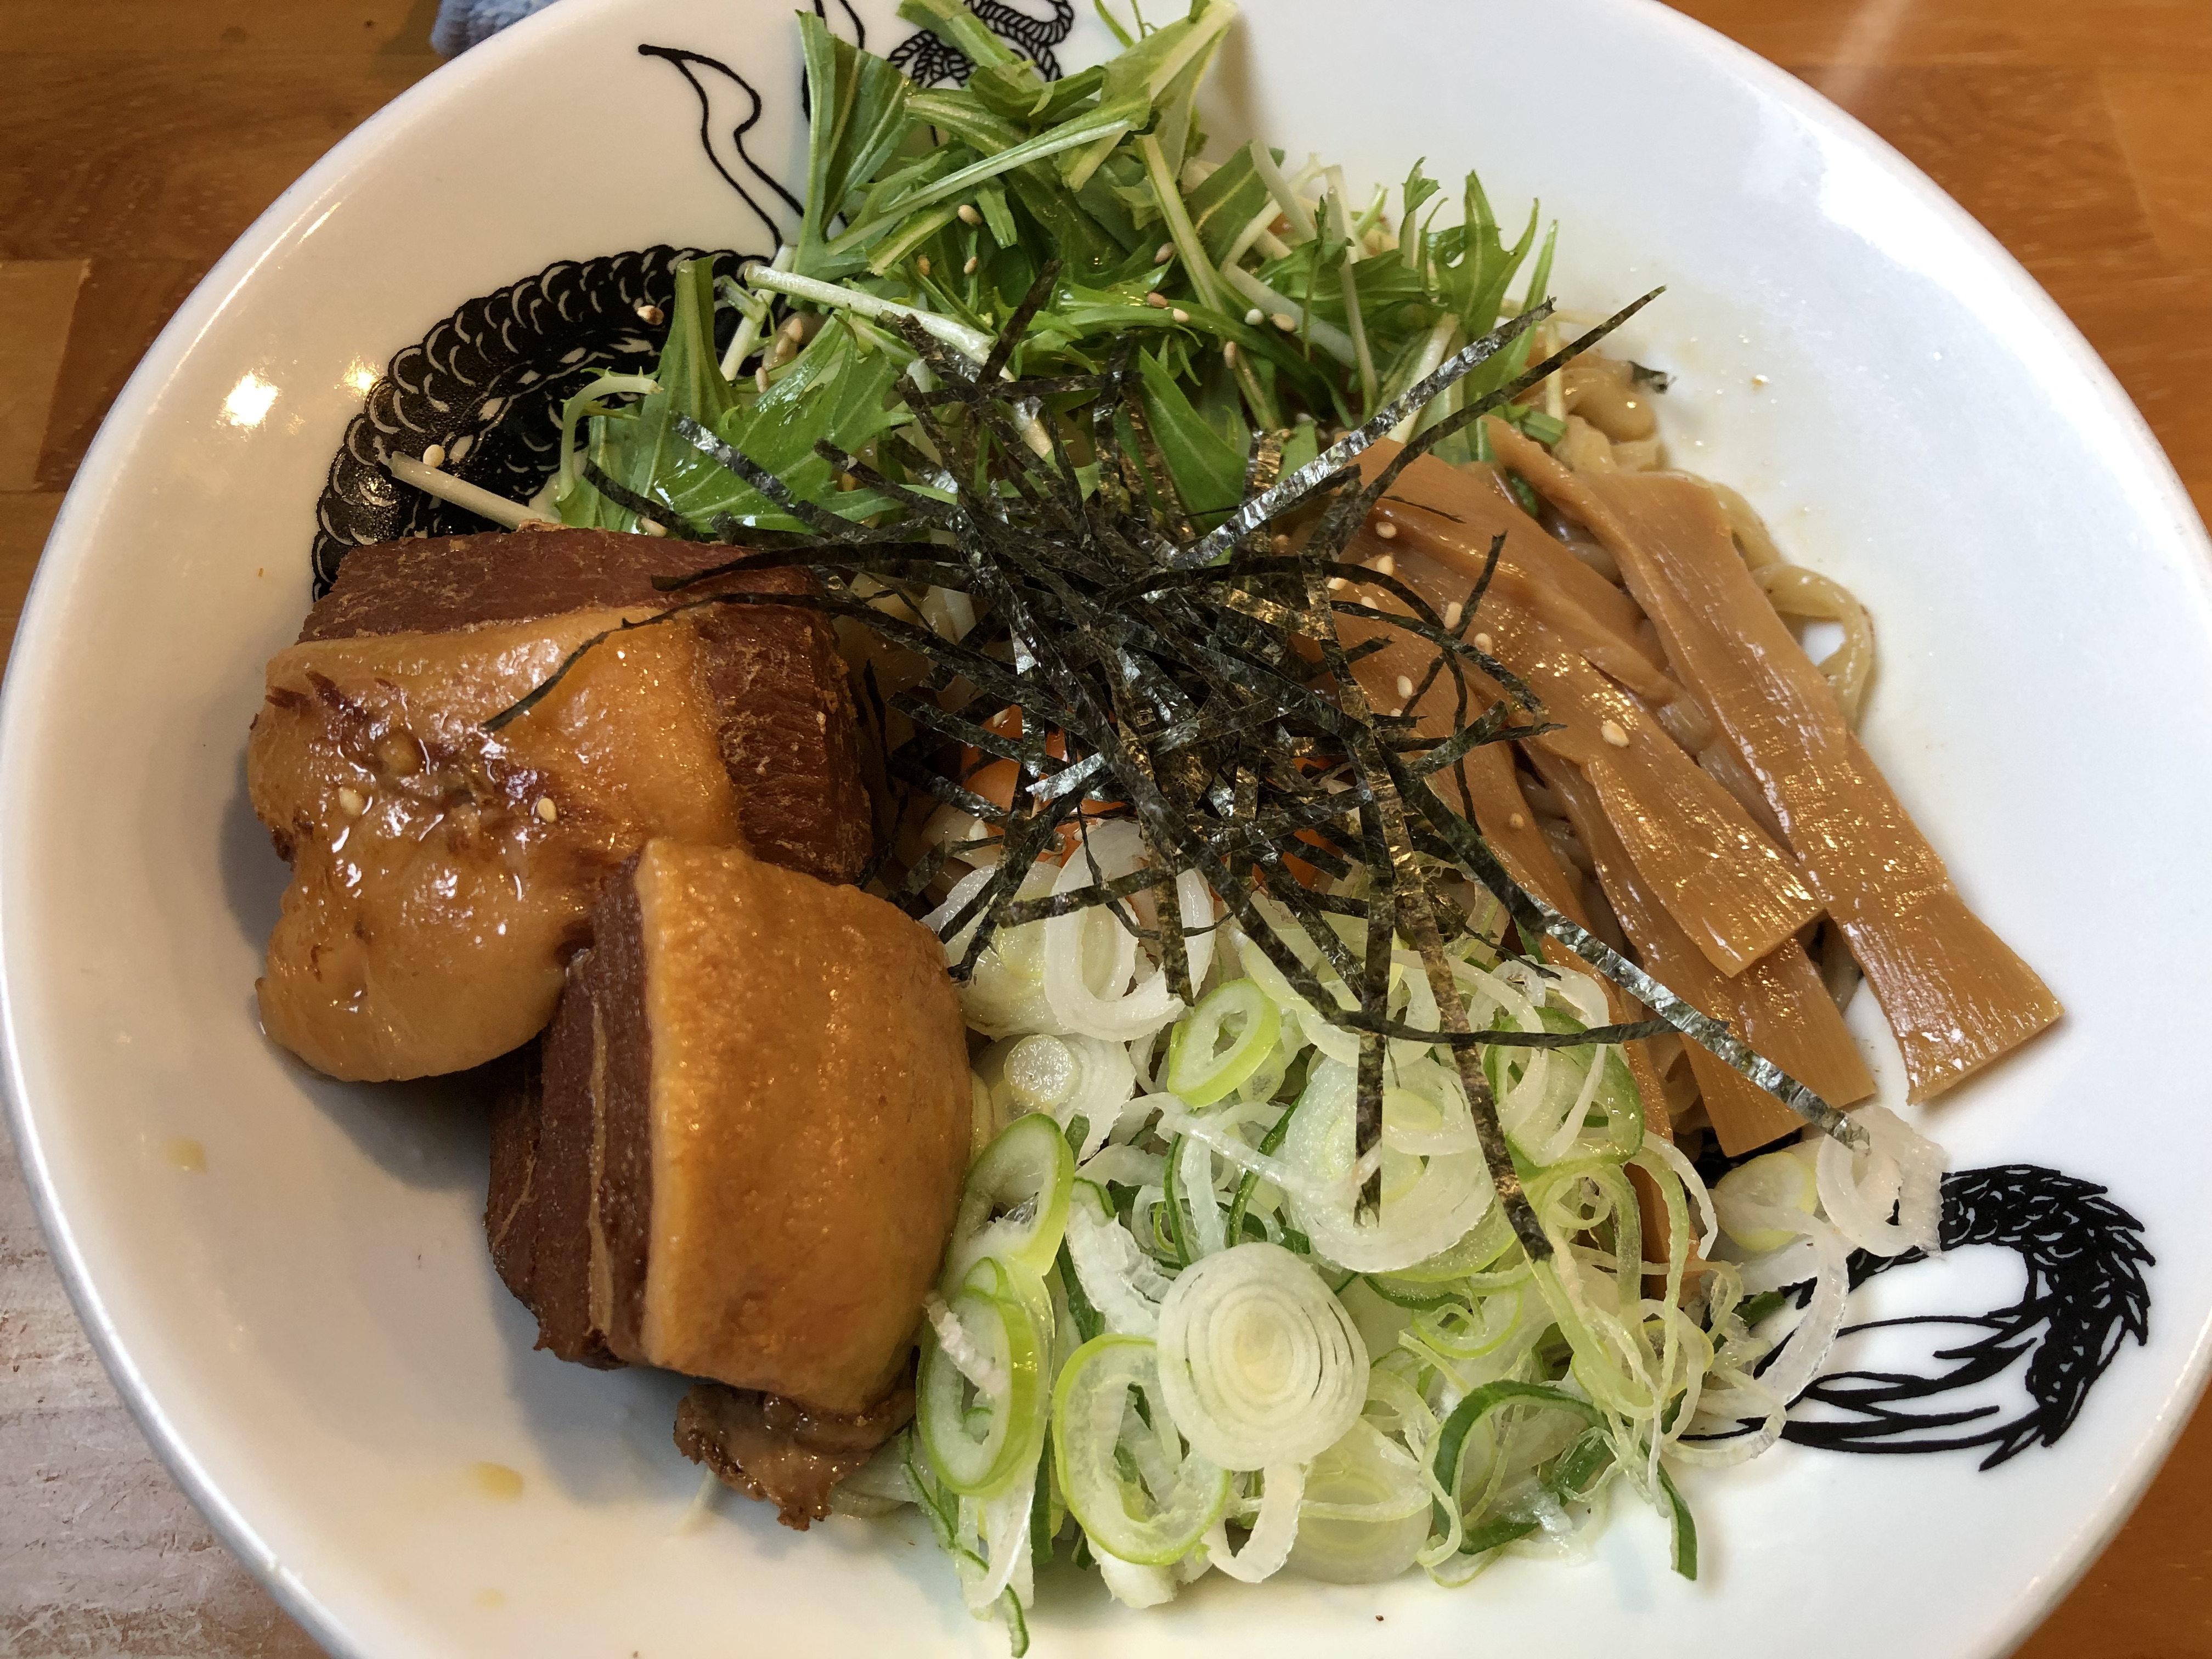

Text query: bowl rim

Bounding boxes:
[4,2,2208,1655]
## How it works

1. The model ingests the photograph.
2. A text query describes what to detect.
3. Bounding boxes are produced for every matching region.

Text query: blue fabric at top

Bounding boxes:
[431,0,564,55]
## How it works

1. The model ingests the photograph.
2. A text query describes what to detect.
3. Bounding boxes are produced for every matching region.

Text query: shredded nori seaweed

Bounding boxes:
[485,279,1865,1257]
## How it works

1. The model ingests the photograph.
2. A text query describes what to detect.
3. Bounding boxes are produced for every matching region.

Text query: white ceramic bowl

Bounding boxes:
[8,2,2211,1655]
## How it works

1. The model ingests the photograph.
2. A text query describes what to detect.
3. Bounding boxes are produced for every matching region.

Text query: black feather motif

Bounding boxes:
[1780,1165,2154,1468]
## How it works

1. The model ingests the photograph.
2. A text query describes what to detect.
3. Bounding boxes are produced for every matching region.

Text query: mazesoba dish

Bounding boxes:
[245,2,2066,1647]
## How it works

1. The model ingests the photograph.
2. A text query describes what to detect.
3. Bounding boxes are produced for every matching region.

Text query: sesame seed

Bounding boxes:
[781,315,808,341]
[641,518,667,538]
[1271,533,1291,552]
[420,443,445,470]
[1374,521,1397,540]
[1509,811,1527,830]
[1245,307,1265,326]
[1751,374,1769,387]
[1370,554,1395,577]
[1146,292,1171,309]
[1326,575,1347,592]
[1600,719,1630,747]
[376,734,421,777]
[337,786,366,817]
[535,796,558,823]
[1271,313,1296,331]
[1395,675,1415,699]
[755,366,770,393]
[636,301,665,326]
[1222,341,1239,364]
[1154,242,1175,264]
[1473,631,1493,653]
[964,255,980,274]
[916,255,932,276]
[1444,602,1463,628]
[1171,308,1190,323]
[957,203,982,226]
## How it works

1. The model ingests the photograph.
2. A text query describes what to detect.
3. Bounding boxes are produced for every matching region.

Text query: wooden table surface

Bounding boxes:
[2,2,2208,1654]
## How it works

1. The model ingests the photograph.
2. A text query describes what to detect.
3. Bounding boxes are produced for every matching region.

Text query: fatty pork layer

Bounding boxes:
[488,841,972,1417]
[250,529,872,1082]
[251,607,744,1080]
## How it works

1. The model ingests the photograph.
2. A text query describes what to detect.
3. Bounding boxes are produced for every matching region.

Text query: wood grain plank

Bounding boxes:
[2103,70,2212,269]
[0,52,439,265]
[0,492,63,674]
[0,264,87,492]
[1670,0,2212,72]
[33,261,206,493]
[1793,64,2166,283]
[2016,1389,2212,1659]
[0,0,441,57]
[2046,266,2212,522]
[1781,59,2211,545]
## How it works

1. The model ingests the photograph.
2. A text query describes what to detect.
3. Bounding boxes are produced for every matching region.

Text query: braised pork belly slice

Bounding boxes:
[486,841,971,1417]
[251,607,746,1081]
[247,529,871,1082]
[301,532,871,883]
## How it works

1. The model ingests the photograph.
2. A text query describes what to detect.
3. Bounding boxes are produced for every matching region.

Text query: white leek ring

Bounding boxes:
[1155,1242,1369,1471]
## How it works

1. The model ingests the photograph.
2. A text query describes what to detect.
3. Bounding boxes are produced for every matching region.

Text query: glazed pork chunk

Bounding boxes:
[247,529,871,1081]
[485,842,970,1471]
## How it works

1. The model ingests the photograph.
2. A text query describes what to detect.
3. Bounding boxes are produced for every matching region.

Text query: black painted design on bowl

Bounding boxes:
[1689,1163,2153,1466]
[314,5,1070,591]
[1783,1165,2154,1467]
[312,246,763,595]
[888,0,1076,86]
[636,47,805,251]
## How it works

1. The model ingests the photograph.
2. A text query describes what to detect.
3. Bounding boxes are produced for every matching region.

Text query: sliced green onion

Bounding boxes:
[1277,1058,1496,1272]
[919,1256,1052,1498]
[941,1111,1076,1290]
[1165,979,1282,1107]
[1284,1420,1430,1584]
[1154,1242,1368,1470]
[1427,1380,1602,1543]
[1052,1334,1230,1564]
[1203,1460,1305,1583]
[1713,1144,1818,1255]
[1659,1463,1699,1580]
